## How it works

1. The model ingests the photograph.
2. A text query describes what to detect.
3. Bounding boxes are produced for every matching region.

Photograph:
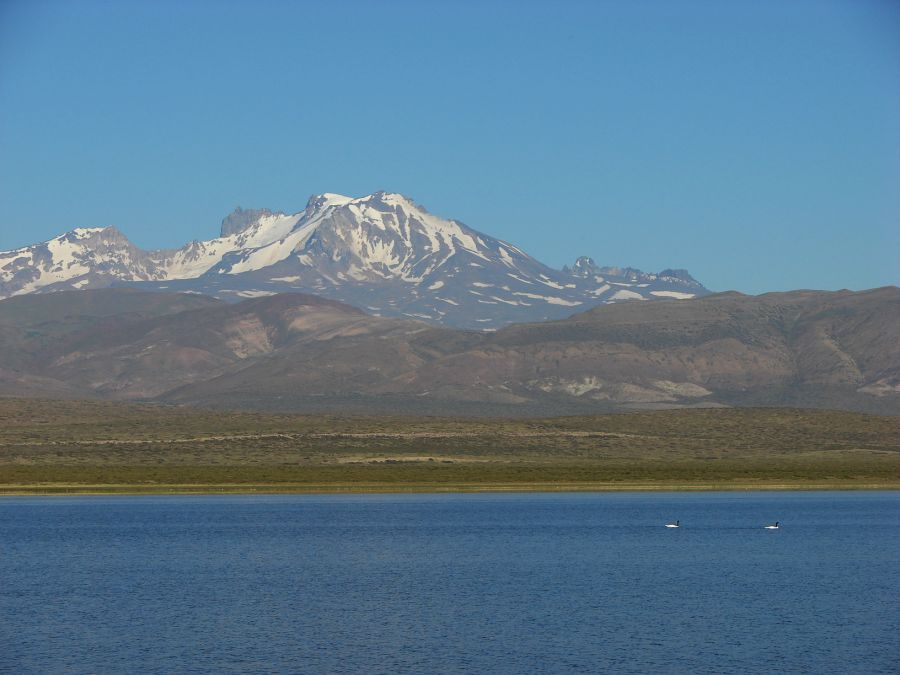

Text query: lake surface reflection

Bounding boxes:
[1,491,898,673]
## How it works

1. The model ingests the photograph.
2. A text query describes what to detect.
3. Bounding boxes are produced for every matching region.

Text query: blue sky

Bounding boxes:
[1,0,898,293]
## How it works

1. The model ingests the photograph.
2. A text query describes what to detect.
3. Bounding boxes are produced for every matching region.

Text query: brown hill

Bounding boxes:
[0,289,224,398]
[1,287,897,415]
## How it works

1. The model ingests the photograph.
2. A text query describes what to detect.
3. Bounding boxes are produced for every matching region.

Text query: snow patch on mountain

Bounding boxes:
[610,289,645,301]
[513,292,582,306]
[651,290,696,299]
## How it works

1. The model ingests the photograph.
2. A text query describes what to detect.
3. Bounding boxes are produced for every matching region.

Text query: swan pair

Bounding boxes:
[664,520,780,529]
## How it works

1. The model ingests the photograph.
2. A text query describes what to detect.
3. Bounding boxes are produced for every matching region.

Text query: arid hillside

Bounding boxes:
[0,287,897,415]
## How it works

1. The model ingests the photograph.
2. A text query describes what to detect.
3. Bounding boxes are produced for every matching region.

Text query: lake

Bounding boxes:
[1,492,897,673]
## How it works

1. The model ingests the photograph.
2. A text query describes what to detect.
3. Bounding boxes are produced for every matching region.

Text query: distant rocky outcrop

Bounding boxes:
[220,207,275,237]
[565,257,703,289]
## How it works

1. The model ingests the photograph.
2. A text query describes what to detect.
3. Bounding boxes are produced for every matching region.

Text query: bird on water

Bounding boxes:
[665,520,680,528]
[764,522,780,530]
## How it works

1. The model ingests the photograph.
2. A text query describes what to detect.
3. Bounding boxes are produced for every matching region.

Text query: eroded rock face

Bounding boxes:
[220,207,274,237]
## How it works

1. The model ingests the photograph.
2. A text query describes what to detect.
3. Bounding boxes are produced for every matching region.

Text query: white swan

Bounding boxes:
[764,522,780,529]
[665,520,680,528]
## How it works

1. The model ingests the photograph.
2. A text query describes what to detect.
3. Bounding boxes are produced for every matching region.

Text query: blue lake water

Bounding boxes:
[1,491,898,673]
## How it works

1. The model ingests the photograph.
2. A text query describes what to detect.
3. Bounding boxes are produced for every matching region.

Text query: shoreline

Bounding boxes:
[3,480,899,496]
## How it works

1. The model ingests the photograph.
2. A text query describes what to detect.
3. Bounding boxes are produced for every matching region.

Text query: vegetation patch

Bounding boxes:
[1,399,897,493]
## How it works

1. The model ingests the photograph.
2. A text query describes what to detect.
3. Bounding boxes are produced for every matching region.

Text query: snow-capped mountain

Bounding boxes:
[0,226,165,297]
[0,192,709,328]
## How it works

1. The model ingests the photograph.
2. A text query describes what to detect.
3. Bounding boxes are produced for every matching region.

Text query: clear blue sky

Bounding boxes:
[1,0,898,293]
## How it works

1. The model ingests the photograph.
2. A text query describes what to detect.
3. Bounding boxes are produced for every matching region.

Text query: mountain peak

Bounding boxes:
[373,192,433,216]
[220,207,275,237]
[367,191,417,205]
[306,191,422,214]
[658,268,702,287]
[61,225,135,248]
[305,193,354,211]
[68,226,108,238]
[572,256,598,273]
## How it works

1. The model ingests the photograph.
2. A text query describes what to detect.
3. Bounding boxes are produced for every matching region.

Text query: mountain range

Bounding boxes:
[0,192,707,329]
[3,192,894,417]
[1,286,896,416]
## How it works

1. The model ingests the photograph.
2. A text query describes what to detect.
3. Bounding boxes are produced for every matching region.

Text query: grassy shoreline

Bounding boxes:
[2,400,897,496]
[3,478,899,496]
[5,486,900,496]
